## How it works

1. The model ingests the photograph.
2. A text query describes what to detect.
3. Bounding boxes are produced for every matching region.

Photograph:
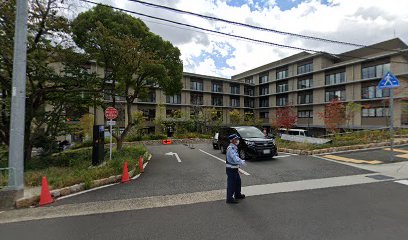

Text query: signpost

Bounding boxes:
[378,72,400,162]
[105,107,118,161]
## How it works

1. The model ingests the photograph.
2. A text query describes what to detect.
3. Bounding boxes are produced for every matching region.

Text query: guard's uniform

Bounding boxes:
[226,142,246,202]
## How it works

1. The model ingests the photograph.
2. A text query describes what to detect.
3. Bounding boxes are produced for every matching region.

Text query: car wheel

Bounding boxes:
[239,149,246,160]
[220,145,226,154]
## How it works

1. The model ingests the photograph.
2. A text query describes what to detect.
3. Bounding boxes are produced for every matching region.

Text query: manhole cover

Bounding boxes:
[366,174,394,180]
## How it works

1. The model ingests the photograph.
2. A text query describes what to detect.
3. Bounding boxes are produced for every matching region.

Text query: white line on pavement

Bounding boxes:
[274,155,291,158]
[198,149,250,176]
[57,182,120,201]
[395,180,408,186]
[0,211,4,214]
[279,152,298,156]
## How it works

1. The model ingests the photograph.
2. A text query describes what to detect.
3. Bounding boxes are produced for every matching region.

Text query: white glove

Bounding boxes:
[241,160,247,167]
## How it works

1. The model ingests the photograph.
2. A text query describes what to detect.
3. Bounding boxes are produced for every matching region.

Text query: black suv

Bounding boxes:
[218,126,277,160]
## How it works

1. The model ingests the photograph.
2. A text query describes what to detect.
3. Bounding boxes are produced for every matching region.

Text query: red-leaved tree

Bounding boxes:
[272,105,298,132]
[318,98,345,133]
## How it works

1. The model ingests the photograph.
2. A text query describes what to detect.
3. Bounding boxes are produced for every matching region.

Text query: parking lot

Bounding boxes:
[55,142,371,206]
[320,145,408,164]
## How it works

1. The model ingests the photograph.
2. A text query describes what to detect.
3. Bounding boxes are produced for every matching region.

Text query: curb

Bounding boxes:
[278,139,408,156]
[15,152,152,209]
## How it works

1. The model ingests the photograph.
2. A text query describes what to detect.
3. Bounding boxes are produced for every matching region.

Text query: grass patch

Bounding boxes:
[277,129,408,151]
[24,145,147,189]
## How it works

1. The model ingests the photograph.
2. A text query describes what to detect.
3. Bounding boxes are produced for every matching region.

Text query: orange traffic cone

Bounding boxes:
[39,176,54,206]
[121,161,130,183]
[139,156,144,173]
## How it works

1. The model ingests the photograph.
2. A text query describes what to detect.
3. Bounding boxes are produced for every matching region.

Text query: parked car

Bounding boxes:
[212,132,219,149]
[218,126,277,160]
[278,128,331,144]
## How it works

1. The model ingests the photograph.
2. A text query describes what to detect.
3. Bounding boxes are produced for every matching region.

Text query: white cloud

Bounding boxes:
[76,0,408,78]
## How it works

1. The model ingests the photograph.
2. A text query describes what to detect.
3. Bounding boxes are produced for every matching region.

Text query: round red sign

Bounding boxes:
[105,107,118,120]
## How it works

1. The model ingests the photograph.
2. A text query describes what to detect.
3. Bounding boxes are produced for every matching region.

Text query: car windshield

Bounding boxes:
[236,127,265,138]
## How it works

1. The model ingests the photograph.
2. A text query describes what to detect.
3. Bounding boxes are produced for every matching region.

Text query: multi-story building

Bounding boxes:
[96,38,408,135]
[233,38,408,132]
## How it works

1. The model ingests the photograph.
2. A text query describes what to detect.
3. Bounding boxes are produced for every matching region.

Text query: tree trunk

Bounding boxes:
[116,137,123,151]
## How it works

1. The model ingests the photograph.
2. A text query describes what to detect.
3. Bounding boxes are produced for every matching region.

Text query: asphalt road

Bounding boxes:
[55,143,370,205]
[322,145,408,163]
[2,181,408,240]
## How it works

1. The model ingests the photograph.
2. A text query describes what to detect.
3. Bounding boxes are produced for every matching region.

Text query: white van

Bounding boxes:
[278,128,309,137]
[278,128,331,144]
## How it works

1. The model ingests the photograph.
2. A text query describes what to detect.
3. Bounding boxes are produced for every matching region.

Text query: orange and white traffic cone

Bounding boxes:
[139,156,144,173]
[39,176,54,206]
[121,161,130,183]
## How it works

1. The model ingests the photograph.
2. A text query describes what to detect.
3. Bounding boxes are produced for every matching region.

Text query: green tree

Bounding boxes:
[72,5,183,150]
[229,109,242,125]
[0,0,102,161]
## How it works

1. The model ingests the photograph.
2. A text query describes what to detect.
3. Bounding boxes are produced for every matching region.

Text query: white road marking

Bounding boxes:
[395,180,408,186]
[165,152,181,162]
[0,211,4,214]
[279,152,299,156]
[57,182,120,201]
[274,155,291,158]
[198,149,250,176]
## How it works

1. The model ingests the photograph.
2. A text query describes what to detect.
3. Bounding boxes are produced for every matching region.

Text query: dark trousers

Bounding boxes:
[226,167,242,201]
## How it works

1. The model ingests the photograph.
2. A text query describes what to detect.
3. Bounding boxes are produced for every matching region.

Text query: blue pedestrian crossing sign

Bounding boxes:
[378,72,399,89]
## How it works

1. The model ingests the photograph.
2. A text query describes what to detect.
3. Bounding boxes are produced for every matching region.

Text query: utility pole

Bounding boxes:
[8,0,29,195]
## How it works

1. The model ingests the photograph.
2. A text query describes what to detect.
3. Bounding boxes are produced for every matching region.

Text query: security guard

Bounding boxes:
[226,134,247,204]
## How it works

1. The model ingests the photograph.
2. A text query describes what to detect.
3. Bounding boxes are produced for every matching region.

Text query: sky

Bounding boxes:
[76,0,408,79]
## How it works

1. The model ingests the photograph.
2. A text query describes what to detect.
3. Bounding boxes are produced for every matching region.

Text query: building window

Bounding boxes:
[362,85,390,99]
[298,78,313,89]
[277,81,289,93]
[260,112,269,119]
[276,68,288,80]
[362,108,390,117]
[212,82,223,93]
[325,72,346,85]
[325,88,345,102]
[245,77,254,84]
[362,63,390,79]
[230,97,240,107]
[260,97,269,108]
[191,80,203,91]
[212,95,223,106]
[139,90,156,103]
[191,93,203,105]
[298,110,313,118]
[260,85,269,95]
[259,74,269,84]
[276,95,288,106]
[230,84,240,94]
[166,94,181,104]
[297,62,313,75]
[142,109,156,121]
[244,86,254,96]
[298,91,313,104]
[244,98,254,108]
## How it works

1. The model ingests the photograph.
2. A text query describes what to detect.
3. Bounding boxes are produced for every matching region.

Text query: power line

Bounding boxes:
[78,0,408,65]
[125,0,406,54]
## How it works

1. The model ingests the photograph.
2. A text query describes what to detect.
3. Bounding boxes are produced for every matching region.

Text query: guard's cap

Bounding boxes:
[228,134,239,141]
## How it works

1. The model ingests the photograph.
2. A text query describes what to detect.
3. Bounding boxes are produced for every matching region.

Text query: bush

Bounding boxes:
[24,145,147,189]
